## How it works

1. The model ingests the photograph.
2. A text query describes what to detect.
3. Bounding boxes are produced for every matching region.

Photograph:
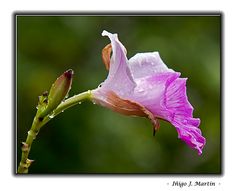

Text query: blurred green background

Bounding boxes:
[16,15,221,174]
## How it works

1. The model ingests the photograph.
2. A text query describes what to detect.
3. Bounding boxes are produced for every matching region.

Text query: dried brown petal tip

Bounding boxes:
[153,128,158,136]
[64,69,74,80]
[102,44,112,70]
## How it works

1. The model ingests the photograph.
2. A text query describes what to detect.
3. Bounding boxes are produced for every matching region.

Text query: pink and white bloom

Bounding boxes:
[92,30,206,155]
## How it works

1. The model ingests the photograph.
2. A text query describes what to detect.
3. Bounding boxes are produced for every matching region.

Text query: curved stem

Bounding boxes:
[17,90,92,173]
[41,90,92,126]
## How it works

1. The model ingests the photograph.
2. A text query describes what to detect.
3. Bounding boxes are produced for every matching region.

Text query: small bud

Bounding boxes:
[39,69,74,118]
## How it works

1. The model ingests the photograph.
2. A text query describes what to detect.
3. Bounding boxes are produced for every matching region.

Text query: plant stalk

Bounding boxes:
[17,90,92,173]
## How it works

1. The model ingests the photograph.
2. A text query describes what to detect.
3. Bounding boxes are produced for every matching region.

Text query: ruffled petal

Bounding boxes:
[165,78,193,117]
[100,31,136,96]
[174,122,206,155]
[164,77,206,154]
[129,71,206,154]
[129,52,173,80]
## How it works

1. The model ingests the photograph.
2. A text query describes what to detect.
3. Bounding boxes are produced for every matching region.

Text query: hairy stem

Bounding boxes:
[17,90,92,173]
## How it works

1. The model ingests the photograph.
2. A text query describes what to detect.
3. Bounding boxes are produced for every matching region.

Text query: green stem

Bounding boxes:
[17,90,92,173]
[41,90,92,126]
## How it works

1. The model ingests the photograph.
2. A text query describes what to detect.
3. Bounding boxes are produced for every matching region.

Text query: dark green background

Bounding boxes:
[17,15,221,173]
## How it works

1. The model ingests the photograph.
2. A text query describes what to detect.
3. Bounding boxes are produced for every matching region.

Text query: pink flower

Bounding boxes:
[92,30,206,155]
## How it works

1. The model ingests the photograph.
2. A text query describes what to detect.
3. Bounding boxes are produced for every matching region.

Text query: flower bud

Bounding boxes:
[39,69,73,118]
